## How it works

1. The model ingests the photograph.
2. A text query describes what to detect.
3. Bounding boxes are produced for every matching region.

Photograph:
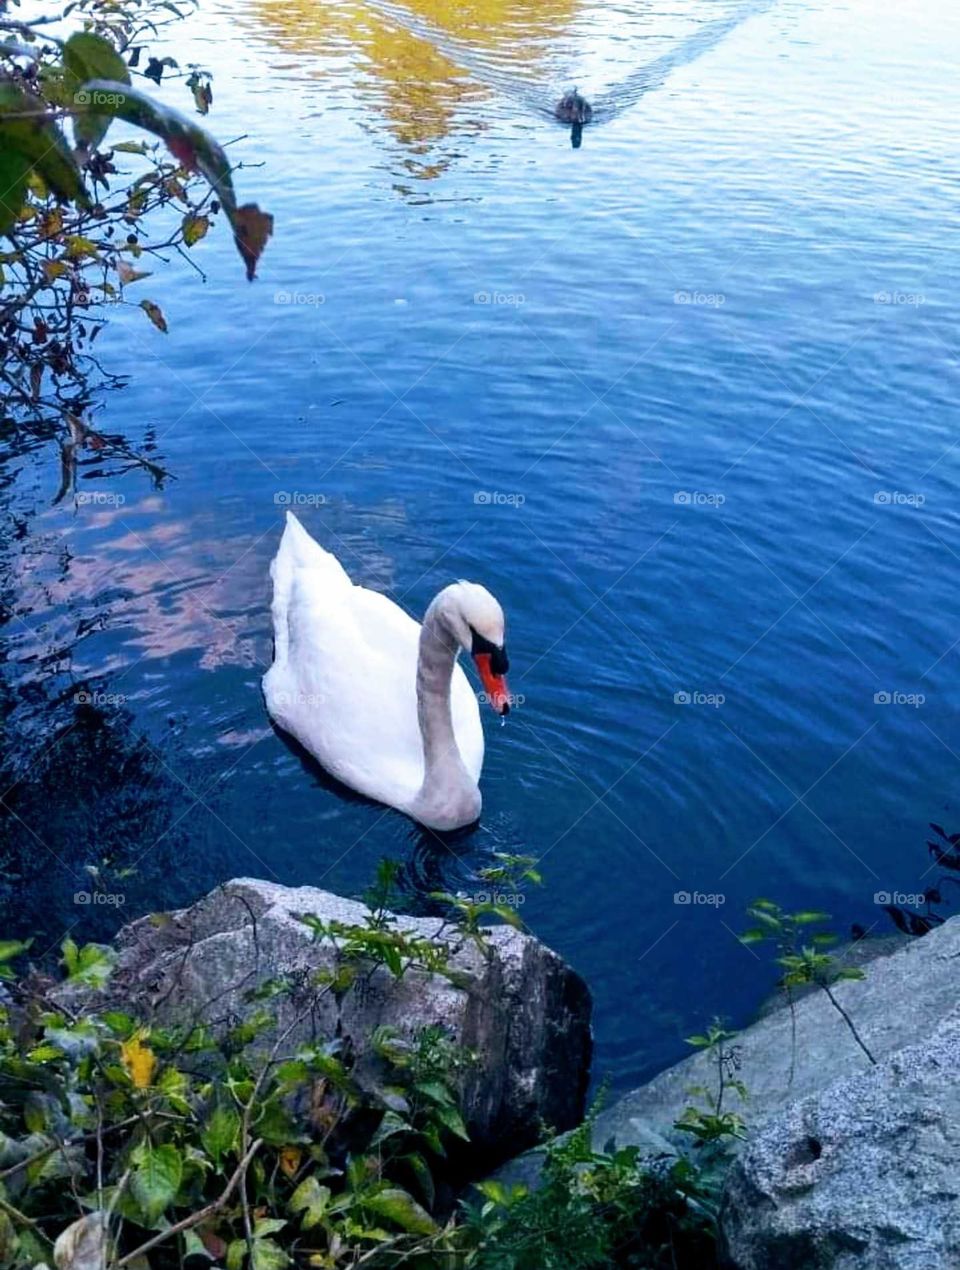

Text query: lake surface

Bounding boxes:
[3,0,960,1090]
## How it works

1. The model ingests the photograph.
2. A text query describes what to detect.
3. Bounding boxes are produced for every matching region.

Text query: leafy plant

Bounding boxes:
[0,855,723,1269]
[0,0,271,485]
[741,899,876,1066]
[459,1110,718,1269]
[674,1021,747,1155]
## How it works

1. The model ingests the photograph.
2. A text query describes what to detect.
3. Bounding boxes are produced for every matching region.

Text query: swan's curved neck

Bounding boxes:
[416,608,463,776]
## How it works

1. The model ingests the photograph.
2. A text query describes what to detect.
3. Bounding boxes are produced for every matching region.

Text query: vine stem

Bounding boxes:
[822,983,877,1065]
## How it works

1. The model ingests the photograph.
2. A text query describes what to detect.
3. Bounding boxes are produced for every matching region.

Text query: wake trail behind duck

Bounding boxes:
[358,0,778,123]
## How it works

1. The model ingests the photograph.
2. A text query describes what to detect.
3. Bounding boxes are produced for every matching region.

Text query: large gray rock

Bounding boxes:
[720,1010,960,1269]
[585,920,958,1163]
[496,919,960,1203]
[67,878,591,1169]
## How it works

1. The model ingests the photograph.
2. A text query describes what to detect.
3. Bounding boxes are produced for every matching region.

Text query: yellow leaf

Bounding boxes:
[66,236,99,261]
[279,1146,301,1178]
[182,213,209,247]
[120,1031,157,1089]
[140,300,168,333]
[43,259,69,281]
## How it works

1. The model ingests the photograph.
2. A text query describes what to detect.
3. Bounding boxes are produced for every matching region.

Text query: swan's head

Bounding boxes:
[430,582,511,716]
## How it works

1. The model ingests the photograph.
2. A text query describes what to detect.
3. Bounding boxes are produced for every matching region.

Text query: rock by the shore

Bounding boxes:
[63,878,591,1171]
[721,1010,960,1269]
[561,918,957,1167]
[495,916,960,1269]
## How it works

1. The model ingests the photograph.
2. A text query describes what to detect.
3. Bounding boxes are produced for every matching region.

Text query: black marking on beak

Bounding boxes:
[470,627,509,675]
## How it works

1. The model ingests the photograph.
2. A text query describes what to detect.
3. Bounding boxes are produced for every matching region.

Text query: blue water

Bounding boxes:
[4,0,960,1088]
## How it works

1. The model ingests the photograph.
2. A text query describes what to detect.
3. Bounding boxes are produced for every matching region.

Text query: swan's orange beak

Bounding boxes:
[473,653,511,716]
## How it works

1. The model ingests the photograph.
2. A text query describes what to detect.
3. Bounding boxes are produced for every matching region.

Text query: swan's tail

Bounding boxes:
[268,511,350,666]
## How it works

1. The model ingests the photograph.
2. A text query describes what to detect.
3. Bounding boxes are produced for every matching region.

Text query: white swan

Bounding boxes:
[263,512,510,831]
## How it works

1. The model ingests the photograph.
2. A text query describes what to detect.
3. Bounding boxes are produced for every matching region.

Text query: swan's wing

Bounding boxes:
[269,511,352,666]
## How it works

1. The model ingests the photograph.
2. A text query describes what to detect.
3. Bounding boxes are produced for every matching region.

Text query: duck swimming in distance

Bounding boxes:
[555,88,593,124]
[555,88,593,148]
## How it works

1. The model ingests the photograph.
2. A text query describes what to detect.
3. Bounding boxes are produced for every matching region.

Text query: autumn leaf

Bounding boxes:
[233,204,274,281]
[121,1030,157,1088]
[279,1147,302,1179]
[200,1231,228,1260]
[182,213,209,247]
[43,259,69,281]
[117,261,152,285]
[140,300,168,333]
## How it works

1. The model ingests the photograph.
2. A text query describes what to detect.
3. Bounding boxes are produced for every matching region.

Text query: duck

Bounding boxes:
[262,512,511,832]
[554,88,593,125]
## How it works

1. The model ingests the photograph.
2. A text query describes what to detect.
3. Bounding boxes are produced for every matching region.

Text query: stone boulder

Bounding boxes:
[721,1011,960,1269]
[65,878,591,1171]
[572,919,958,1165]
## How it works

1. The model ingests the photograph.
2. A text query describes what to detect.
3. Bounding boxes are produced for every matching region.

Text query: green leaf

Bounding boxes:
[130,1143,182,1224]
[0,76,88,213]
[289,1176,330,1230]
[201,1104,239,1165]
[432,1102,470,1142]
[792,910,832,925]
[252,1219,286,1238]
[251,1239,288,1270]
[363,1187,437,1236]
[61,939,116,987]
[74,80,272,278]
[0,936,30,978]
[0,938,31,962]
[63,33,130,149]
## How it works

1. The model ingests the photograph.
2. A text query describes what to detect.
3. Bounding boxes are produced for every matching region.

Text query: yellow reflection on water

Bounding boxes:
[249,0,582,173]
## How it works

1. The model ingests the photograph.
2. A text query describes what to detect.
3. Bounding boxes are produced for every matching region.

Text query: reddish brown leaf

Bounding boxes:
[232,203,273,281]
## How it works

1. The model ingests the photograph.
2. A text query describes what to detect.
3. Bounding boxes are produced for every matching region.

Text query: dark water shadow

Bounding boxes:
[269,719,487,911]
